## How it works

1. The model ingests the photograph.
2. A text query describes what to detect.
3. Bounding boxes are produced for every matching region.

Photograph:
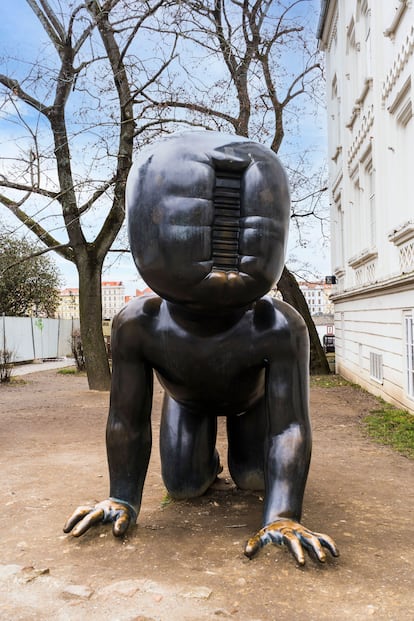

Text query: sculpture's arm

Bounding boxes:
[64,317,153,537]
[245,312,339,564]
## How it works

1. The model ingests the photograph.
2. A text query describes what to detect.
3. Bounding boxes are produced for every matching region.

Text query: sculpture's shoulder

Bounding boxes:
[253,295,307,335]
[112,293,162,337]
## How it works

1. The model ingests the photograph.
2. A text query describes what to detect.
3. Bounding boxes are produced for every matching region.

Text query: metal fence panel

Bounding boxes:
[2,317,35,362]
[58,318,80,358]
[1,316,78,362]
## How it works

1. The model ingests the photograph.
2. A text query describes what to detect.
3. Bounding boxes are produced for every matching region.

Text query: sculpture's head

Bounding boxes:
[126,131,290,311]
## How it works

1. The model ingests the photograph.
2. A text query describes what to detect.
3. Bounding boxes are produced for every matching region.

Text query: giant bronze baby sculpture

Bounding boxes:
[64,131,339,566]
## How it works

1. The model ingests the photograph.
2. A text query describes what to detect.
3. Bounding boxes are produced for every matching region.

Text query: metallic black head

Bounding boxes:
[126,131,290,310]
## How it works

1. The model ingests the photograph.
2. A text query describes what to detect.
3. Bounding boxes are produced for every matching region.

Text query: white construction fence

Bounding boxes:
[1,315,80,363]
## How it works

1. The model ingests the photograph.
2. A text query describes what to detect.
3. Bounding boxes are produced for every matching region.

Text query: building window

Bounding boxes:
[346,15,360,106]
[357,0,371,76]
[400,241,414,273]
[370,352,383,384]
[365,159,376,247]
[331,75,341,153]
[350,171,361,258]
[334,192,344,270]
[404,312,414,399]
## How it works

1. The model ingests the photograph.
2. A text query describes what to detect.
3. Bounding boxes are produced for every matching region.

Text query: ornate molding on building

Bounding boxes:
[388,219,414,246]
[384,0,411,41]
[388,221,414,273]
[327,10,339,53]
[346,79,373,131]
[347,104,374,166]
[348,247,378,270]
[382,24,414,104]
[331,145,342,162]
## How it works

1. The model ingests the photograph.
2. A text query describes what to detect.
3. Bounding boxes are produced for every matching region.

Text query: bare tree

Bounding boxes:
[0,0,330,385]
[0,0,177,389]
[146,0,330,373]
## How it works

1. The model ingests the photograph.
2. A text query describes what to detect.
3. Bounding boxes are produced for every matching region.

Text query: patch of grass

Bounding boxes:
[310,374,351,389]
[363,401,414,459]
[0,376,27,386]
[160,492,174,508]
[58,367,86,376]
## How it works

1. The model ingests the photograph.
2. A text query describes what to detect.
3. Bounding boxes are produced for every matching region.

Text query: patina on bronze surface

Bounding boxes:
[64,131,339,566]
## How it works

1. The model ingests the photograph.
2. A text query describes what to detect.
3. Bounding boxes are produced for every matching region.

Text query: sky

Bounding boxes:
[0,0,330,296]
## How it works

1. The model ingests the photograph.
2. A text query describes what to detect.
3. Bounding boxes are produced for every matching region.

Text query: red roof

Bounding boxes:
[60,288,79,295]
[135,287,153,296]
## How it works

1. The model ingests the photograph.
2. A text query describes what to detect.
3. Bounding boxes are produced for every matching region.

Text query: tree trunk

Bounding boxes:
[277,267,330,375]
[78,258,111,391]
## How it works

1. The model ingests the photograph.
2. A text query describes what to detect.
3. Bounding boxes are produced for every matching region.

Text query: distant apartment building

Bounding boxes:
[102,281,126,319]
[58,281,127,320]
[298,281,334,316]
[318,0,414,413]
[58,288,80,319]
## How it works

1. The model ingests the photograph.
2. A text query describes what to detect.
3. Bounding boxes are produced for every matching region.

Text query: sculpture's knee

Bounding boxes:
[162,451,221,500]
[163,470,212,500]
[165,480,209,500]
[229,466,265,491]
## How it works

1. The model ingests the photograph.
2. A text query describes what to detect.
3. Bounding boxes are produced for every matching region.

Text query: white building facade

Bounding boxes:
[57,288,80,319]
[298,281,334,316]
[102,281,126,319]
[318,0,414,413]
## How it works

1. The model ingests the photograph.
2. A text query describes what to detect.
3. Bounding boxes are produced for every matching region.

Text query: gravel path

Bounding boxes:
[0,370,413,620]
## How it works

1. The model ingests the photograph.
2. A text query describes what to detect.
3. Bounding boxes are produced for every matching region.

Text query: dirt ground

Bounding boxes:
[0,368,413,621]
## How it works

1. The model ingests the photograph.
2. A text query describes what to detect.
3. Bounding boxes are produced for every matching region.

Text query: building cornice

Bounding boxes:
[331,272,414,302]
[317,1,337,51]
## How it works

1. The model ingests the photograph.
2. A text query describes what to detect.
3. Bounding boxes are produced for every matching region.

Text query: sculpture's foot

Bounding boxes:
[244,519,339,565]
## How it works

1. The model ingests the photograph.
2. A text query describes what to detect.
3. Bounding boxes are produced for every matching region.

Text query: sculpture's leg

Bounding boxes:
[226,399,266,491]
[160,394,220,499]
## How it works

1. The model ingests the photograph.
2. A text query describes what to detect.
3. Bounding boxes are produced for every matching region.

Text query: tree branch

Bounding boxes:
[292,186,328,204]
[26,0,65,54]
[78,176,117,216]
[0,178,58,200]
[119,0,167,63]
[0,74,51,115]
[150,98,237,128]
[0,194,74,262]
[281,63,321,107]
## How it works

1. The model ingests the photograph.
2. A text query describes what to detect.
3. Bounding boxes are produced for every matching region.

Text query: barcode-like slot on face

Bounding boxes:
[212,171,242,270]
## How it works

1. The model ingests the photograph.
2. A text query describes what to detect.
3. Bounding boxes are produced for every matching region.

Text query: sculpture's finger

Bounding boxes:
[63,506,94,533]
[281,530,305,566]
[244,526,274,557]
[112,511,131,537]
[297,529,327,563]
[71,508,105,537]
[244,531,263,558]
[315,532,340,558]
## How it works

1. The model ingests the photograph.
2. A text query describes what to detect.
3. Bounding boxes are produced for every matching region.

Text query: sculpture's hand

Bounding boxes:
[63,498,136,538]
[244,519,339,566]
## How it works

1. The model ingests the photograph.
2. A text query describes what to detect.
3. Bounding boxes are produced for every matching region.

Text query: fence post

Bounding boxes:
[2,313,5,352]
[57,317,61,358]
[30,316,39,361]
